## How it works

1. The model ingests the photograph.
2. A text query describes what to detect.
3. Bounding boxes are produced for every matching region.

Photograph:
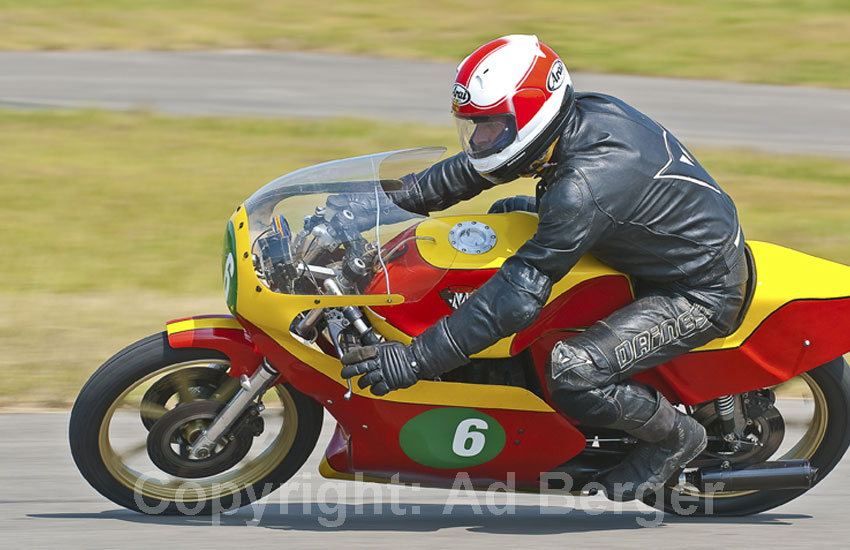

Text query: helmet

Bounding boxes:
[451,35,574,183]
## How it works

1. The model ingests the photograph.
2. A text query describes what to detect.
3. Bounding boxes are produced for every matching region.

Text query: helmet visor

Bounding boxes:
[455,114,518,160]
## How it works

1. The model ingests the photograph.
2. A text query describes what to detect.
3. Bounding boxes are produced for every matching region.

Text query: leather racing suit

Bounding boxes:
[384,92,749,436]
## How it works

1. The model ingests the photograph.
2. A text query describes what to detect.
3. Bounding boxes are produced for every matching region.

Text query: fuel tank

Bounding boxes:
[364,212,634,358]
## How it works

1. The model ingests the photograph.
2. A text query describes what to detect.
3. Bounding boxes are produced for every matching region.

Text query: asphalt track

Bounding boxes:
[3,412,850,550]
[1,50,849,158]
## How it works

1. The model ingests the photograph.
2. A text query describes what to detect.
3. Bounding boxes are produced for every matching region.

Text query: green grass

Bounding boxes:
[0,1,849,87]
[1,109,849,407]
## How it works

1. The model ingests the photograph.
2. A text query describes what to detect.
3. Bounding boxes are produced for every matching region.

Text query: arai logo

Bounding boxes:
[452,83,471,106]
[547,60,566,92]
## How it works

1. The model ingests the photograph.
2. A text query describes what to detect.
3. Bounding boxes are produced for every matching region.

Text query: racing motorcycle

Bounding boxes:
[70,147,850,516]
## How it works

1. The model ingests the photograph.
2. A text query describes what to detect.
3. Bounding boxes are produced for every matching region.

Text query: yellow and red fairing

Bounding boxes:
[192,204,850,487]
[632,242,850,405]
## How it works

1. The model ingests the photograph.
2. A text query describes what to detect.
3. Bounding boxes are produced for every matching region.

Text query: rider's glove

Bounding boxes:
[340,317,470,396]
[326,182,417,233]
[340,341,420,396]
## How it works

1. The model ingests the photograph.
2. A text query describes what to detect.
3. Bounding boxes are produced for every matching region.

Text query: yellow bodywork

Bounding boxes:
[166,316,243,335]
[695,241,850,350]
[222,205,850,409]
[319,456,393,484]
[415,212,539,270]
[225,206,553,412]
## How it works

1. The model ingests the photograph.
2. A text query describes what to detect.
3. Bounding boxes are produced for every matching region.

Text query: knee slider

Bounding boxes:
[546,339,607,393]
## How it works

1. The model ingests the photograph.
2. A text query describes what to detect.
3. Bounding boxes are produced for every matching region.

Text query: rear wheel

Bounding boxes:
[644,357,850,516]
[69,332,323,515]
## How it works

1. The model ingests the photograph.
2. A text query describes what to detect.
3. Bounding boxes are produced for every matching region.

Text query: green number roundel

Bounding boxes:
[399,408,506,469]
[222,220,238,313]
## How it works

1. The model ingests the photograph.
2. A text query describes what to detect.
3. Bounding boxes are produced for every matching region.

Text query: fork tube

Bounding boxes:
[188,360,279,459]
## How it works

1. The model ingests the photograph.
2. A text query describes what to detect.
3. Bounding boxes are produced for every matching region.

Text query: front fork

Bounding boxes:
[188,359,280,459]
[188,296,378,456]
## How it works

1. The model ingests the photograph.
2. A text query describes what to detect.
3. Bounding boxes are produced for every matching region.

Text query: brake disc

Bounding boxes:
[146,400,254,478]
[139,366,234,431]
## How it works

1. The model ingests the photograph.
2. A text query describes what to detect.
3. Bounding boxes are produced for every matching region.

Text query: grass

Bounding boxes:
[1,109,849,407]
[0,1,849,87]
[0,292,224,409]
[0,110,456,295]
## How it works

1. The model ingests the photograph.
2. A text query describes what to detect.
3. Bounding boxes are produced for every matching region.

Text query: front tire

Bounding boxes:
[69,332,323,515]
[645,357,850,516]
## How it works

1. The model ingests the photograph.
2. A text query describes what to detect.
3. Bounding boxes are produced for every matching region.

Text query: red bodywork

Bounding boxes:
[167,317,264,381]
[169,231,850,490]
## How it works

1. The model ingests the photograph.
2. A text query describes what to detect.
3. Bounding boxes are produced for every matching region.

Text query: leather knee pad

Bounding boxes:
[546,337,612,393]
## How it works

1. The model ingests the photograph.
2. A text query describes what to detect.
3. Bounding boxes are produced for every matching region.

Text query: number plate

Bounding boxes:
[222,220,238,313]
[399,408,506,469]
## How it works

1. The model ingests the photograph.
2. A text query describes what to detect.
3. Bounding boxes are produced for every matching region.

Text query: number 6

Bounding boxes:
[452,418,488,457]
[223,252,235,297]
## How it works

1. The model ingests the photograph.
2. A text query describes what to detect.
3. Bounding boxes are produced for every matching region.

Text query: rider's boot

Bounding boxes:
[601,393,707,501]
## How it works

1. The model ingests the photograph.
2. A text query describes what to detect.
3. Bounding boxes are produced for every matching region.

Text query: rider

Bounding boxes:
[340,34,748,501]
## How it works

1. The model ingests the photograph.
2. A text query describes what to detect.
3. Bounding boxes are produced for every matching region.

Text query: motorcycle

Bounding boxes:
[70,146,850,516]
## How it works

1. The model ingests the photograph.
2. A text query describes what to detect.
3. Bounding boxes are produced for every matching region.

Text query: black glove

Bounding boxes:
[326,189,416,232]
[340,341,421,396]
[341,318,472,396]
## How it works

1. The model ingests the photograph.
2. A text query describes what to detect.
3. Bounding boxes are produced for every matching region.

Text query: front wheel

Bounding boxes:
[645,357,850,516]
[69,332,323,515]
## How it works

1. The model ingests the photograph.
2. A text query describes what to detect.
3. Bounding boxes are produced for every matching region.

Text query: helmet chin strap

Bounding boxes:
[518,137,561,179]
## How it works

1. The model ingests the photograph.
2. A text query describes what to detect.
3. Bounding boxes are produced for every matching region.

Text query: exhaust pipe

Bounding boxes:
[686,460,817,492]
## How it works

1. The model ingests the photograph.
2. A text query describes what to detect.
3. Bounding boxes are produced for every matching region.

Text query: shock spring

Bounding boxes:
[716,394,736,421]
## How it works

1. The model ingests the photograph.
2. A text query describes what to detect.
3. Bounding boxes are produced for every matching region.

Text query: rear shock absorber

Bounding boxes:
[715,394,740,448]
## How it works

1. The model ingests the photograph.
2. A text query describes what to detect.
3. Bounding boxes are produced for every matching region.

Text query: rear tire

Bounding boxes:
[69,332,323,515]
[644,357,850,516]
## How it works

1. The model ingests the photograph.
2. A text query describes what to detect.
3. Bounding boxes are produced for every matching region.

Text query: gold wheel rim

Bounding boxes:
[680,371,828,499]
[97,361,298,503]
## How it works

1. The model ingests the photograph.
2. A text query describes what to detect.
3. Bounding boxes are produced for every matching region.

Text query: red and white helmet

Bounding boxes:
[452,35,573,183]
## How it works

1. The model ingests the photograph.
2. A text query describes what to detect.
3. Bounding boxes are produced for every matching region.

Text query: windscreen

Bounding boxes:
[243,147,455,301]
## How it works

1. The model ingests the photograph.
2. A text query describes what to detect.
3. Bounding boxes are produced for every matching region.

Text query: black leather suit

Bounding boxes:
[389,92,748,431]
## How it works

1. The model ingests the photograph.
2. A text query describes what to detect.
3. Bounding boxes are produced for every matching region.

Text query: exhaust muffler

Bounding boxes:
[686,460,817,492]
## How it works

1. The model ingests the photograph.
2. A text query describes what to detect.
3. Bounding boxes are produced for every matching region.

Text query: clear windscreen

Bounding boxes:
[243,147,455,301]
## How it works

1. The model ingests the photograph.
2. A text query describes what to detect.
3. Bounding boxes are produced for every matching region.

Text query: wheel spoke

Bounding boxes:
[179,438,191,459]
[212,376,239,403]
[170,368,196,403]
[115,440,149,463]
[139,400,169,421]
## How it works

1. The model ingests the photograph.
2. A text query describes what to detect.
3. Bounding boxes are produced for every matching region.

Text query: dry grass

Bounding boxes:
[0,1,848,87]
[0,292,224,408]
